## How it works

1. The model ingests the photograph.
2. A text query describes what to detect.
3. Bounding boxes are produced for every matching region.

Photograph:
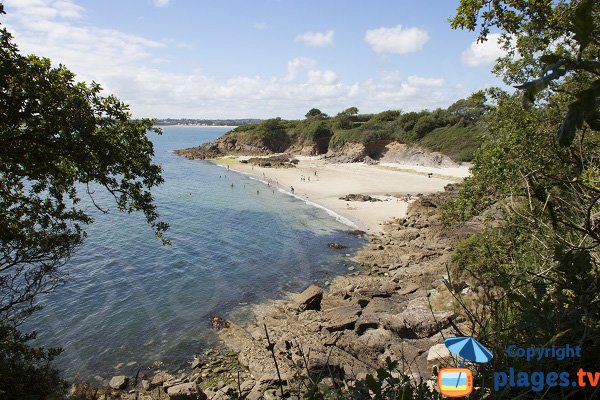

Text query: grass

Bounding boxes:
[419,124,483,162]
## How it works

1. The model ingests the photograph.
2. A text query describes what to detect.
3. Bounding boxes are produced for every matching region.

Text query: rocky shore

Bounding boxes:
[81,186,479,399]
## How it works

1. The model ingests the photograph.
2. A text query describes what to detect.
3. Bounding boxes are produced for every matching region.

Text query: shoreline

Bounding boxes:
[209,156,468,233]
[77,155,471,398]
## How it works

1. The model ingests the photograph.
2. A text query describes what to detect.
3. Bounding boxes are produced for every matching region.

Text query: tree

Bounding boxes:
[446,2,600,397]
[0,5,168,396]
[0,7,168,323]
[337,106,358,117]
[305,108,327,119]
[451,0,600,146]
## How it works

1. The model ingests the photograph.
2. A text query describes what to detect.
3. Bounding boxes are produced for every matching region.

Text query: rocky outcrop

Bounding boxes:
[339,194,382,202]
[207,189,479,399]
[176,135,276,160]
[324,141,459,167]
[246,155,298,168]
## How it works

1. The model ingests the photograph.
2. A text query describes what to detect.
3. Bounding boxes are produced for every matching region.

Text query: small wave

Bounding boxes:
[276,188,358,228]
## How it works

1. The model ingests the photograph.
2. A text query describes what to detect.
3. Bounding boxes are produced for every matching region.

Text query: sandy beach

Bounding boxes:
[213,156,469,233]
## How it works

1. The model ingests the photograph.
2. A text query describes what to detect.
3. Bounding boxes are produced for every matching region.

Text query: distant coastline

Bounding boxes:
[158,124,237,129]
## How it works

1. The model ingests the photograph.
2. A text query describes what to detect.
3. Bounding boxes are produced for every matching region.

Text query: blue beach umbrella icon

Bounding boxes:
[444,336,493,364]
[444,336,493,389]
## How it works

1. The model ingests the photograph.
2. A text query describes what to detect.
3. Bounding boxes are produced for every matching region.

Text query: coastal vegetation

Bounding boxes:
[213,93,488,163]
[442,0,600,398]
[0,4,166,398]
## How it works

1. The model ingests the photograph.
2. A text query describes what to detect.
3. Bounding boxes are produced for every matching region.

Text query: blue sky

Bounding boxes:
[2,0,508,118]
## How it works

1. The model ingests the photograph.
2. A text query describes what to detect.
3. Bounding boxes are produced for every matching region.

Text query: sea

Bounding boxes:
[25,126,363,380]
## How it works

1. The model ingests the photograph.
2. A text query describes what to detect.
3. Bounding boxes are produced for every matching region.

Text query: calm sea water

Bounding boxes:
[26,127,362,380]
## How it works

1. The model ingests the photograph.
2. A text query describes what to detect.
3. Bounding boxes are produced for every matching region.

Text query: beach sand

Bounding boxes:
[214,156,469,233]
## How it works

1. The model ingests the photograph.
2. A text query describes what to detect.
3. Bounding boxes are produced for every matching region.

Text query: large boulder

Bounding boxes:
[296,285,323,311]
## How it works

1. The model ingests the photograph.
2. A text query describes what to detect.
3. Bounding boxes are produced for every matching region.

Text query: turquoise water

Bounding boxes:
[26,127,362,380]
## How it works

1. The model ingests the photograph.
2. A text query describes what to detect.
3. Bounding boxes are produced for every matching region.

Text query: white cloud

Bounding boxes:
[294,30,334,48]
[364,25,428,55]
[2,2,464,118]
[253,22,268,30]
[285,57,317,80]
[307,70,337,85]
[461,33,506,67]
[4,0,84,19]
[153,0,170,8]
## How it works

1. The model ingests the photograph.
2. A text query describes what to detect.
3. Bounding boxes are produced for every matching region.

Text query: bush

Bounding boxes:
[0,324,66,399]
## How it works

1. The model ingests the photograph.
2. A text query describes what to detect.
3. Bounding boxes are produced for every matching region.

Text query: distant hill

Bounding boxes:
[155,118,261,127]
[176,94,488,164]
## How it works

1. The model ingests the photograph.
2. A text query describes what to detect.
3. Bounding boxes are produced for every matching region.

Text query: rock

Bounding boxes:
[151,371,174,387]
[328,242,348,250]
[355,287,392,299]
[339,194,382,202]
[109,375,128,390]
[166,382,206,400]
[240,379,256,396]
[296,285,323,311]
[397,284,420,296]
[346,229,367,236]
[322,302,361,332]
[263,389,280,400]
[381,299,454,339]
[426,344,454,373]
[358,328,393,352]
[210,316,231,331]
[141,379,151,391]
[191,357,202,369]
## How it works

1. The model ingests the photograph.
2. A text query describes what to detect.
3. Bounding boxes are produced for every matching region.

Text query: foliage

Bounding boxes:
[451,0,600,146]
[0,6,167,398]
[0,9,167,324]
[305,108,328,119]
[445,1,600,397]
[0,323,66,399]
[419,123,482,162]
[212,98,486,160]
[413,109,456,139]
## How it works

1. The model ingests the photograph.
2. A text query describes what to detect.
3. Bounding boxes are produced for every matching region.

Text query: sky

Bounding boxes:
[2,0,508,119]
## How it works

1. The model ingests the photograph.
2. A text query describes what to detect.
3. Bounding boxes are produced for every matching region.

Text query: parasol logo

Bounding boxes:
[437,336,493,398]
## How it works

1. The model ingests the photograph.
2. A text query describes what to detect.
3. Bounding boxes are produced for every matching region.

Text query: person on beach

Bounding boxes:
[227,165,230,170]
[230,183,234,188]
[290,186,294,193]
[314,171,317,176]
[256,190,260,195]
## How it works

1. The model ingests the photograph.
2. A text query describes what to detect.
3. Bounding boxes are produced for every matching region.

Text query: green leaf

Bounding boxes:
[573,0,594,51]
